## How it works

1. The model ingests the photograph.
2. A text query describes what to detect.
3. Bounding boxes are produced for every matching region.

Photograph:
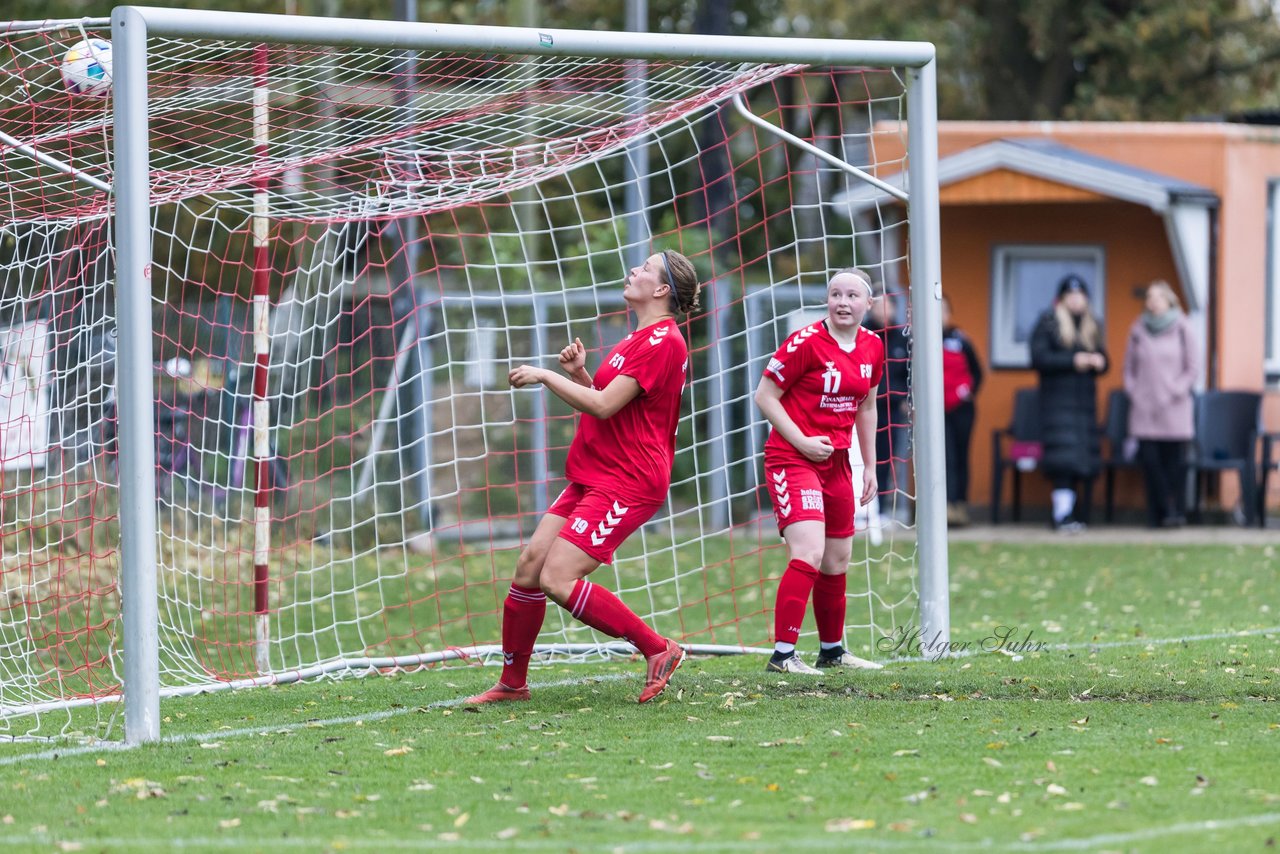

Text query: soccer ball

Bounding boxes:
[60,38,113,97]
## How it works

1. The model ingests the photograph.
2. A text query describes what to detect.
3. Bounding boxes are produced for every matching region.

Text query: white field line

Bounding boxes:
[0,672,633,768]
[1,624,1274,765]
[0,811,1278,851]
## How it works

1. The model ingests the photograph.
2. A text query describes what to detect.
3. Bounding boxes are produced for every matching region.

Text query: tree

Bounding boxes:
[764,0,1280,120]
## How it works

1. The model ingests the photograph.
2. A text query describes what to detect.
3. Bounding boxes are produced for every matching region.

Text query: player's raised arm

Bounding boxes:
[509,364,640,420]
[559,337,592,386]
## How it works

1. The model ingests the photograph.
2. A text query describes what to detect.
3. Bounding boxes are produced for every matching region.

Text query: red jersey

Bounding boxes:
[564,318,689,504]
[762,321,885,454]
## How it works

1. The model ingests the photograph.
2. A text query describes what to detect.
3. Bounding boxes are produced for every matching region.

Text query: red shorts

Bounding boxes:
[547,482,662,565]
[763,448,855,538]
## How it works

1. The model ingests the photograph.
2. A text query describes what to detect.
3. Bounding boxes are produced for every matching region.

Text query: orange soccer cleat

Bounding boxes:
[638,638,684,704]
[463,682,531,705]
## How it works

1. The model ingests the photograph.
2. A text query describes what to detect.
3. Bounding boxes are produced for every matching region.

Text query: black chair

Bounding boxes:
[1100,389,1140,522]
[1257,431,1279,527]
[990,388,1042,523]
[1187,390,1261,526]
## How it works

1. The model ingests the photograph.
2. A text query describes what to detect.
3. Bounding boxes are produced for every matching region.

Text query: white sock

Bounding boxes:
[773,642,796,656]
[1052,488,1076,522]
[820,641,842,651]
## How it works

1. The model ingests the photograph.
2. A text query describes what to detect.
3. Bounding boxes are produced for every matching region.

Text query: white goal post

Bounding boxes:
[3,7,946,744]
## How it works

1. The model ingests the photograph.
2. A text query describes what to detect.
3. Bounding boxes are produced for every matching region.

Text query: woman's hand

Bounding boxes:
[508,365,547,388]
[795,434,835,462]
[559,337,586,374]
[1072,352,1093,372]
[860,466,878,507]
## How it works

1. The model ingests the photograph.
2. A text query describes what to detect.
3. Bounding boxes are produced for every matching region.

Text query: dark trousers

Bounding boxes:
[1138,439,1187,526]
[944,401,975,503]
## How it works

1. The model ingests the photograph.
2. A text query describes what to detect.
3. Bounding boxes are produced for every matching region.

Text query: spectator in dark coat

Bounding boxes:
[941,296,983,527]
[1030,275,1108,532]
[866,285,912,524]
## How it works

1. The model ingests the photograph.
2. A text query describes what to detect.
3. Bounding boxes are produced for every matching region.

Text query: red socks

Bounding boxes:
[812,571,847,646]
[773,558,819,645]
[567,579,666,658]
[499,583,546,689]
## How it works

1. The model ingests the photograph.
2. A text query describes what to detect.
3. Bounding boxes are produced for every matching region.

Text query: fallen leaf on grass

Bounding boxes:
[495,828,518,840]
[453,813,470,828]
[218,818,241,830]
[384,746,413,757]
[1046,784,1067,796]
[548,804,570,816]
[1140,776,1159,786]
[893,749,919,757]
[825,818,875,832]
[982,757,1003,768]
[959,813,978,824]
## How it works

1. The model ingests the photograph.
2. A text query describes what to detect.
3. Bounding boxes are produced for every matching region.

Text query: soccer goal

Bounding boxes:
[0,8,946,743]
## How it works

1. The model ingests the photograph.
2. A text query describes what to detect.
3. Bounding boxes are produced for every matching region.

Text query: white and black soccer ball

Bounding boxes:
[60,38,113,98]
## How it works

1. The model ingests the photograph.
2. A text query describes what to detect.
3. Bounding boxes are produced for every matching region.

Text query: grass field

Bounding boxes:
[1,540,1277,852]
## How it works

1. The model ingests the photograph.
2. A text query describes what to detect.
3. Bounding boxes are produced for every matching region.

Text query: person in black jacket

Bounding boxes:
[1030,275,1108,532]
[866,284,912,524]
[941,296,983,527]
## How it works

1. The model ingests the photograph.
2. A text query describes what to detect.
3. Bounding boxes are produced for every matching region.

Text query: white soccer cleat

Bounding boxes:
[766,653,822,675]
[815,649,884,670]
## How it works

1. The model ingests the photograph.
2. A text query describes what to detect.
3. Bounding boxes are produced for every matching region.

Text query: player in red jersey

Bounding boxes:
[756,268,887,674]
[466,250,701,706]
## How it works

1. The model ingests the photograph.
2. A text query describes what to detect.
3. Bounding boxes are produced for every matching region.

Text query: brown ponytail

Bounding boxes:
[661,250,702,316]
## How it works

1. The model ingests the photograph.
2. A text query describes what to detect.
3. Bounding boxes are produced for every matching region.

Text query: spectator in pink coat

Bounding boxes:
[1123,280,1200,528]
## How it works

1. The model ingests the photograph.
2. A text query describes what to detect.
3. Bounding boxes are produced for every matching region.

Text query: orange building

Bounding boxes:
[836,121,1280,523]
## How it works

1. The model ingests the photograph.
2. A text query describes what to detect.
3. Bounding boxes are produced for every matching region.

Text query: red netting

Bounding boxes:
[0,23,917,734]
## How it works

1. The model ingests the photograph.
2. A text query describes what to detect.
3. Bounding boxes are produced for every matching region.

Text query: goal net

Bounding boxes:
[0,14,940,739]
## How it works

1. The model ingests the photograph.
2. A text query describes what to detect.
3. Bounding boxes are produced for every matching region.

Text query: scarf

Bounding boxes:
[1142,308,1181,336]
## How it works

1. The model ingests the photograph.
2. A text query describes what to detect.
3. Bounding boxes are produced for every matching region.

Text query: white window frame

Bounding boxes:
[1266,179,1280,379]
[990,244,1106,369]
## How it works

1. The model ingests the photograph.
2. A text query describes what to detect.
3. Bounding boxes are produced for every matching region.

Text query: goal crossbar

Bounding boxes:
[121,7,935,66]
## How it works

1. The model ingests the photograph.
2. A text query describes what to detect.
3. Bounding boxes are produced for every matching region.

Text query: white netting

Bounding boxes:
[0,20,918,739]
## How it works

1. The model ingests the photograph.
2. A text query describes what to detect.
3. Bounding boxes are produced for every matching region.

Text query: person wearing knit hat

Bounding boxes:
[1057,274,1089,299]
[1030,275,1108,532]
